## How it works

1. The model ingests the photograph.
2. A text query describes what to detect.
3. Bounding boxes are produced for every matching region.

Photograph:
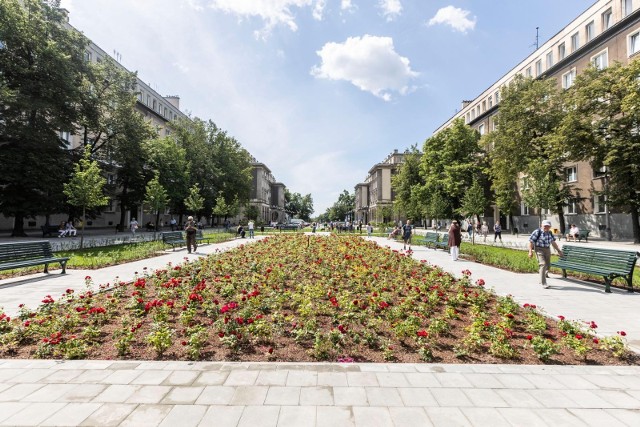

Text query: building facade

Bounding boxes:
[435,0,640,238]
[355,150,405,224]
[249,160,287,225]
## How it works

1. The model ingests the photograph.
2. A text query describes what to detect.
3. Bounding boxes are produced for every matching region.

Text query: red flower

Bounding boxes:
[526,335,533,340]
[593,338,599,344]
[618,331,627,336]
[558,315,565,321]
[475,279,485,287]
[417,330,428,337]
[181,341,187,346]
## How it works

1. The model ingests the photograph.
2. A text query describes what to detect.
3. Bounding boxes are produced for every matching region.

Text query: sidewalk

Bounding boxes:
[0,233,639,426]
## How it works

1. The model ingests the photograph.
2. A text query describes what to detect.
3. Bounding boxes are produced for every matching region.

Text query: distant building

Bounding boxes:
[355,150,405,224]
[249,160,286,225]
[434,0,640,238]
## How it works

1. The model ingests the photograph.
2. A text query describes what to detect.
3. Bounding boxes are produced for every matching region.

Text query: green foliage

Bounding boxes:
[286,190,315,221]
[527,336,559,362]
[184,184,204,217]
[0,0,90,235]
[391,146,425,220]
[144,175,169,229]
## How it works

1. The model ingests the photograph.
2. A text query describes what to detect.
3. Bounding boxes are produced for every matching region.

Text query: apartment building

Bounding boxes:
[435,0,640,238]
[249,160,287,225]
[355,149,405,224]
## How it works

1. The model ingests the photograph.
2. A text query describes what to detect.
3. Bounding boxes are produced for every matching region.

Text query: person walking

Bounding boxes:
[528,220,563,289]
[169,217,177,231]
[401,220,412,250]
[448,220,462,261]
[184,216,198,253]
[129,218,138,236]
[248,220,255,238]
[493,222,502,242]
[481,222,489,242]
[366,223,373,237]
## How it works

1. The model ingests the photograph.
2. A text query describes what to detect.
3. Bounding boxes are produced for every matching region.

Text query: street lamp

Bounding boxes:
[604,169,612,241]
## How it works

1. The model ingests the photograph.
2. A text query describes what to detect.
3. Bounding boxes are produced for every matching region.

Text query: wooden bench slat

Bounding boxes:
[550,245,638,293]
[0,241,69,274]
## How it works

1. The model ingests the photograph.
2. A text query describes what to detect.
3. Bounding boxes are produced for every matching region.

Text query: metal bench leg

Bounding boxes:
[604,278,612,293]
[44,263,49,274]
[61,261,67,274]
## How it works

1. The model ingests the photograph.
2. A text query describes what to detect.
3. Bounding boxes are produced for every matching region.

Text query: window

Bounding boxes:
[105,199,114,212]
[107,174,116,185]
[541,208,551,216]
[592,49,608,70]
[585,21,595,42]
[535,59,543,76]
[594,194,607,214]
[84,51,92,62]
[488,95,493,108]
[492,120,497,131]
[465,113,470,123]
[630,31,640,56]
[565,199,577,215]
[571,32,580,52]
[558,43,566,60]
[59,131,71,146]
[602,8,613,30]
[476,105,480,117]
[565,166,577,182]
[521,202,530,216]
[478,123,485,135]
[137,93,142,102]
[146,95,150,106]
[546,51,554,69]
[522,177,530,190]
[495,91,500,103]
[482,100,486,112]
[525,67,532,77]
[562,68,576,89]
[623,0,633,17]
[471,110,476,120]
[152,99,157,111]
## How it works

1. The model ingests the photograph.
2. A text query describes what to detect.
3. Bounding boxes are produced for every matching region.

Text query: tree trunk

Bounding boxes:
[80,206,86,249]
[632,205,640,244]
[11,213,27,237]
[155,210,161,240]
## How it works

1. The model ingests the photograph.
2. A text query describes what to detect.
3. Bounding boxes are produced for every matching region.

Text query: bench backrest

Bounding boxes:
[578,229,590,236]
[196,230,204,238]
[424,232,439,241]
[0,241,54,263]
[560,245,638,272]
[162,231,184,242]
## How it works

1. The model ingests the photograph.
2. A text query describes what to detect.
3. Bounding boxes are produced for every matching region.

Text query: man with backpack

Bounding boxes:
[528,220,563,289]
[184,216,198,254]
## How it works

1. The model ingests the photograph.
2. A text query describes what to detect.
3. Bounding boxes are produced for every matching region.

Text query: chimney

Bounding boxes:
[461,100,472,109]
[164,95,180,110]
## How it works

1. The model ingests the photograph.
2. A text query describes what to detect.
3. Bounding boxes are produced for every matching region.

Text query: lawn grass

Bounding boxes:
[460,242,640,289]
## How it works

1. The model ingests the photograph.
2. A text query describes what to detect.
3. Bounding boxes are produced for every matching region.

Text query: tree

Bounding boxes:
[212,191,231,224]
[143,175,169,237]
[486,75,568,233]
[459,181,487,244]
[324,190,354,222]
[184,184,204,219]
[521,163,570,225]
[0,0,90,236]
[245,205,259,222]
[63,150,109,248]
[420,118,482,222]
[285,190,314,221]
[559,60,640,242]
[392,146,425,221]
[144,137,190,217]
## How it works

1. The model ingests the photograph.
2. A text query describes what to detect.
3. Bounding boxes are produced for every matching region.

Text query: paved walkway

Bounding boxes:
[0,233,639,426]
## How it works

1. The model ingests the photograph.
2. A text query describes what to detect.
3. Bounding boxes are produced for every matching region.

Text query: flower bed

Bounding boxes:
[0,234,636,364]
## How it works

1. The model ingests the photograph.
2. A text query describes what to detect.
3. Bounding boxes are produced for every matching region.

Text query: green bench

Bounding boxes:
[577,229,590,242]
[434,233,449,251]
[195,229,213,245]
[414,232,439,249]
[550,245,638,293]
[0,241,69,274]
[161,231,186,251]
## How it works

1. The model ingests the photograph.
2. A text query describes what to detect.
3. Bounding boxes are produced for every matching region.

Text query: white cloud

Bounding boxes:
[378,0,402,22]
[340,0,354,11]
[202,0,314,38]
[428,6,476,33]
[173,62,190,74]
[312,0,326,21]
[311,35,418,101]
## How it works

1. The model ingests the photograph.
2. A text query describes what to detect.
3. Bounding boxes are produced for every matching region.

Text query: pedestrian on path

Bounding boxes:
[184,216,198,253]
[366,223,373,237]
[528,219,563,289]
[494,222,502,242]
[402,220,412,250]
[129,218,138,236]
[448,220,462,261]
[248,220,255,238]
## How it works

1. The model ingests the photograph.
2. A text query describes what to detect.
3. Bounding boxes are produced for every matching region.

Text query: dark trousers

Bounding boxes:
[186,232,197,253]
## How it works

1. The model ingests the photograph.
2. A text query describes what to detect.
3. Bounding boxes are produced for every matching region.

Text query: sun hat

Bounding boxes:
[188,216,193,220]
[541,220,552,227]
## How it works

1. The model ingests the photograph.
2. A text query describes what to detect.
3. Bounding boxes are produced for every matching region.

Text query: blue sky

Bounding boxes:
[61,0,593,215]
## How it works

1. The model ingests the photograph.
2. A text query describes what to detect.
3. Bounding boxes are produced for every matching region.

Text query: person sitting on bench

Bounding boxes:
[388,226,400,239]
[58,221,68,238]
[65,222,77,237]
[566,224,579,242]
